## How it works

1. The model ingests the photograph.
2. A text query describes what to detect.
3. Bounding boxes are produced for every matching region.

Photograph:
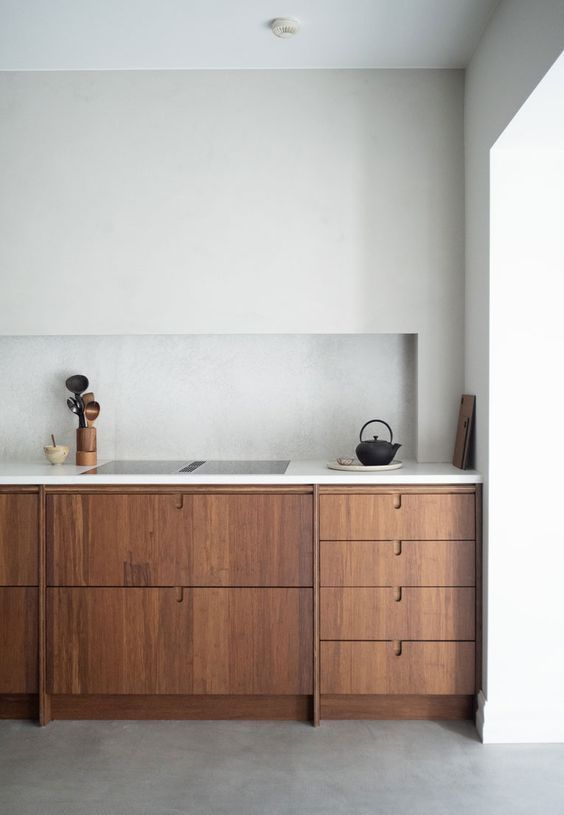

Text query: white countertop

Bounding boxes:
[0,460,482,485]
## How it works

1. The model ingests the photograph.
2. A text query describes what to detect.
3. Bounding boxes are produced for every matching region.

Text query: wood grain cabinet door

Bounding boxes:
[191,494,312,586]
[320,540,476,587]
[191,588,312,694]
[320,493,475,540]
[47,493,312,587]
[320,587,475,640]
[47,587,312,696]
[47,494,194,587]
[0,588,38,693]
[0,494,38,585]
[47,588,194,694]
[321,641,475,694]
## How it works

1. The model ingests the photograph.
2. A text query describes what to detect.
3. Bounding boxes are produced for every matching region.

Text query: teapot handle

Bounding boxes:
[359,419,394,444]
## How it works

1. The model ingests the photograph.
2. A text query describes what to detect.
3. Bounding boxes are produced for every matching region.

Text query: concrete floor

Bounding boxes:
[1,720,563,815]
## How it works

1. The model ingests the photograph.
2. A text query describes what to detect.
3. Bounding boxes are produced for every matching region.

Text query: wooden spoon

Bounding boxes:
[84,401,100,428]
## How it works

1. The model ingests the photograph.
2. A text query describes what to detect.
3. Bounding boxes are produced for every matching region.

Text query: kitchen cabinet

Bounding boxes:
[47,492,312,587]
[0,492,38,585]
[1,481,481,724]
[48,587,312,696]
[0,490,38,719]
[44,487,314,722]
[318,486,480,721]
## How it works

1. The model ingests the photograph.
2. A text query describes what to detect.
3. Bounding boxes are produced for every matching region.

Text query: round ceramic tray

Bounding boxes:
[327,460,403,472]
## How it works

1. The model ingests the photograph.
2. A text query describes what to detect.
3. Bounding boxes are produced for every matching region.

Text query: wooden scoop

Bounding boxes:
[84,401,100,428]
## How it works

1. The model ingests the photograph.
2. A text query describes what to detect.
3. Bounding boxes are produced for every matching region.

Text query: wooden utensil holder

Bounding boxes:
[76,428,97,466]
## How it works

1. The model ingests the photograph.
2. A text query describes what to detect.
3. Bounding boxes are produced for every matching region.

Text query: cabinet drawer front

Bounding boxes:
[47,588,193,694]
[47,493,312,587]
[191,588,312,695]
[0,494,38,585]
[191,495,312,587]
[320,493,475,540]
[320,540,475,587]
[47,587,312,696]
[0,588,38,693]
[321,587,475,640]
[321,641,475,694]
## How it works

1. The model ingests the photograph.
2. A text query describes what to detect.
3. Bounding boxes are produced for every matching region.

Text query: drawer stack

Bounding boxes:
[318,488,479,718]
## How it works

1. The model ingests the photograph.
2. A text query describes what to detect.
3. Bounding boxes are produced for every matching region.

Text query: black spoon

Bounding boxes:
[65,375,89,425]
[67,396,86,428]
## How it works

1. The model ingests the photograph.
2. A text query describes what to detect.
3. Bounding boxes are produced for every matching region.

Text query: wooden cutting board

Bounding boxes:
[453,395,475,469]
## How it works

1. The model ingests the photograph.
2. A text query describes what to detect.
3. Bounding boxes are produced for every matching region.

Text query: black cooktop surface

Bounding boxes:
[82,460,290,475]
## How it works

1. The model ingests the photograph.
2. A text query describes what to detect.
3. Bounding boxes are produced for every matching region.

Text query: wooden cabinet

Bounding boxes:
[319,487,480,719]
[320,540,475,587]
[1,481,480,724]
[321,641,475,695]
[48,587,312,695]
[0,493,38,585]
[320,492,475,540]
[47,492,312,587]
[321,587,475,640]
[0,490,38,716]
[0,588,38,693]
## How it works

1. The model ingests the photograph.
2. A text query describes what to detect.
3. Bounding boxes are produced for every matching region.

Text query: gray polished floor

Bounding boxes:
[1,719,563,815]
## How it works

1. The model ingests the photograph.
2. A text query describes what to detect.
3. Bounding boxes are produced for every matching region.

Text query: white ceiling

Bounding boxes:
[0,0,499,71]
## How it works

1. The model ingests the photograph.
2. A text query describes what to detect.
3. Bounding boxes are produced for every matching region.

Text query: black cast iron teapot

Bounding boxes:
[356,419,401,466]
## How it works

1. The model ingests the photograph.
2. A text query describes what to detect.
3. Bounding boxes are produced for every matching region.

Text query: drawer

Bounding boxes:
[0,587,38,693]
[320,587,475,640]
[321,641,475,694]
[0,493,38,585]
[47,587,312,695]
[320,540,475,586]
[320,492,475,540]
[47,493,312,587]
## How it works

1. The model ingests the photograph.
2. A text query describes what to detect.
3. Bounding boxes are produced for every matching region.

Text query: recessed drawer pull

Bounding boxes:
[392,640,402,656]
[175,587,184,603]
[393,494,401,509]
[393,540,402,556]
[393,586,402,602]
[175,494,184,510]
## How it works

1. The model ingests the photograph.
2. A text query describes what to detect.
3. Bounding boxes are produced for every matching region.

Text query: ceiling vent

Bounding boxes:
[270,17,300,38]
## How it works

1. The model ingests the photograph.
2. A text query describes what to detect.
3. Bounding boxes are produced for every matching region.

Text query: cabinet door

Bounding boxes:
[321,641,475,694]
[320,493,475,540]
[320,540,475,587]
[47,588,193,694]
[48,587,312,696]
[47,493,312,587]
[47,494,193,586]
[191,495,312,586]
[0,494,38,585]
[192,588,312,694]
[321,587,475,640]
[0,588,38,693]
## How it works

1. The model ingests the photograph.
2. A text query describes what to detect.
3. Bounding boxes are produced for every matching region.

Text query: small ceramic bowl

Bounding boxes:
[44,445,69,465]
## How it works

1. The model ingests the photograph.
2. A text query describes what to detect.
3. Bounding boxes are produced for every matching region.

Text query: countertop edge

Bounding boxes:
[0,459,483,485]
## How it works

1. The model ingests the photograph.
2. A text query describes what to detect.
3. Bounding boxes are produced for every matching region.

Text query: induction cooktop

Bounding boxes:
[82,460,290,475]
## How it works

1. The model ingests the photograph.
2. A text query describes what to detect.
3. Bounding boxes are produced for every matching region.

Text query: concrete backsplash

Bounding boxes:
[0,334,415,462]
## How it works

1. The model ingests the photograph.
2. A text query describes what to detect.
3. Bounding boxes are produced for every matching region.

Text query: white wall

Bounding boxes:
[0,69,464,461]
[0,334,415,462]
[465,0,564,742]
[487,55,564,743]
